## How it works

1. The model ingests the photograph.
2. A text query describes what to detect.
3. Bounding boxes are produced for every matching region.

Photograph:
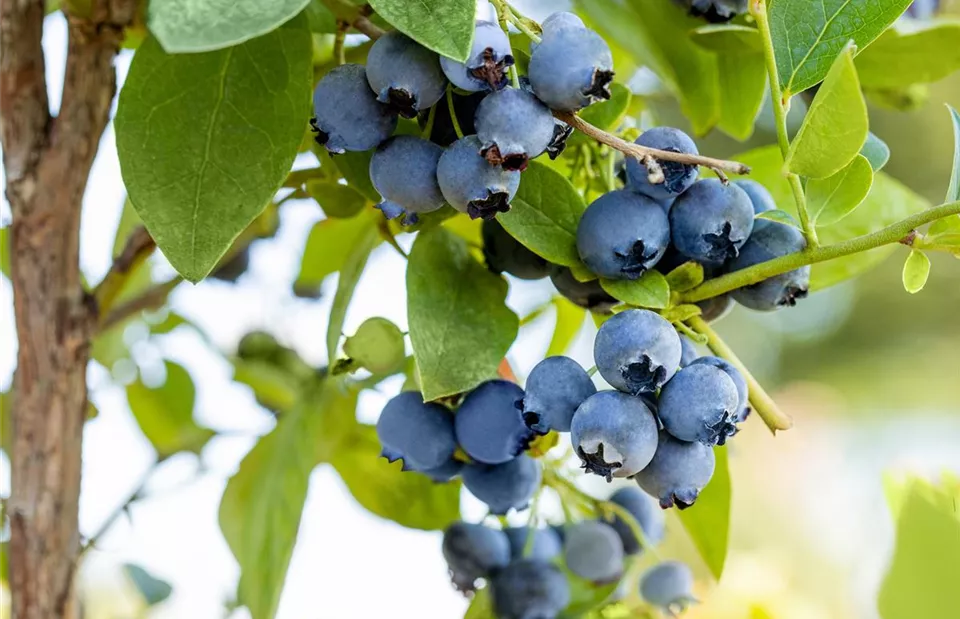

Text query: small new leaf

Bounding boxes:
[902,250,930,294]
[600,271,670,309]
[342,317,406,376]
[665,262,705,292]
[947,105,960,203]
[755,209,801,229]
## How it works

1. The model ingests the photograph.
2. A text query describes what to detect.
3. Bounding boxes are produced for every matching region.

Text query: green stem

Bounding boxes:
[333,25,347,66]
[420,104,437,140]
[686,315,793,433]
[445,87,464,139]
[522,488,542,557]
[679,201,960,303]
[507,6,542,44]
[752,0,819,248]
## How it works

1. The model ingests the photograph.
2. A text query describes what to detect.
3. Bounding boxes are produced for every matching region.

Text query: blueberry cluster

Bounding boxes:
[311,15,614,224]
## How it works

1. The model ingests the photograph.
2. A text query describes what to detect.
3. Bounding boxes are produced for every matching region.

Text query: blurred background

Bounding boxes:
[1,1,959,618]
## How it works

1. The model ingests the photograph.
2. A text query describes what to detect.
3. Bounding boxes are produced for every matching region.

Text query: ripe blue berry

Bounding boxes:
[550,267,618,313]
[669,179,755,266]
[679,334,699,367]
[639,561,698,614]
[608,487,665,555]
[462,454,542,515]
[482,219,550,280]
[455,380,532,465]
[658,363,740,445]
[423,458,464,483]
[491,559,571,619]
[570,390,659,480]
[690,356,749,422]
[634,430,716,508]
[541,11,585,34]
[563,521,625,584]
[366,31,447,118]
[442,521,511,592]
[528,24,614,111]
[475,87,556,171]
[440,21,514,92]
[576,190,671,280]
[594,309,683,394]
[729,220,810,311]
[376,391,456,471]
[504,526,563,561]
[437,135,520,220]
[625,127,700,202]
[521,356,597,434]
[733,179,776,215]
[696,293,735,323]
[680,0,748,22]
[369,136,445,225]
[312,64,397,153]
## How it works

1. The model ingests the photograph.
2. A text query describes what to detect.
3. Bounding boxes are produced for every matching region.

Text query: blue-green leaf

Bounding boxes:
[861,132,891,172]
[677,445,731,580]
[947,104,960,203]
[123,564,173,606]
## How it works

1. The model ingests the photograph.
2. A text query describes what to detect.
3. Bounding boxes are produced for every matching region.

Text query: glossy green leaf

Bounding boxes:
[809,155,874,226]
[116,18,312,282]
[717,51,766,141]
[407,228,518,401]
[756,209,801,229]
[306,180,368,218]
[148,0,310,53]
[600,271,670,309]
[902,250,930,294]
[296,213,377,292]
[784,44,868,179]
[497,161,587,268]
[664,262,704,293]
[332,424,461,530]
[947,105,960,203]
[855,22,960,90]
[878,479,960,619]
[326,218,381,363]
[123,564,173,606]
[691,24,762,53]
[569,83,632,145]
[769,0,913,95]
[678,445,731,580]
[342,317,406,375]
[367,0,475,62]
[861,132,891,172]
[546,297,587,357]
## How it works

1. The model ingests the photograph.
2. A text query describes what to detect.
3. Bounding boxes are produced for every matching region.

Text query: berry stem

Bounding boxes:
[678,200,960,303]
[685,315,793,433]
[553,111,751,177]
[506,5,542,44]
[351,15,384,40]
[445,86,465,139]
[751,0,819,248]
[334,23,347,65]
[421,104,437,140]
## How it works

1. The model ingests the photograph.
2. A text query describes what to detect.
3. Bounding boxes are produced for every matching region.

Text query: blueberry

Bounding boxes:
[657,363,740,445]
[541,11,586,34]
[696,294,735,323]
[491,559,571,619]
[369,136,445,225]
[576,190,671,280]
[528,25,614,111]
[440,21,514,92]
[422,458,464,483]
[733,179,776,215]
[482,219,550,280]
[570,390,659,480]
[521,356,597,434]
[442,521,511,592]
[563,521,625,584]
[669,179,755,266]
[689,356,749,422]
[634,430,716,509]
[608,487,665,555]
[311,64,398,153]
[550,267,618,313]
[454,380,532,464]
[639,561,698,614]
[679,0,749,22]
[475,87,556,171]
[504,526,563,561]
[437,135,521,220]
[376,391,456,471]
[679,334,699,368]
[418,90,486,147]
[594,309,683,394]
[210,246,250,282]
[728,220,810,311]
[462,455,541,515]
[366,31,447,118]
[625,127,700,202]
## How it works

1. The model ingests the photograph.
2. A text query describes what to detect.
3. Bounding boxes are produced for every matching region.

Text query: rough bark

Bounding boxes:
[1,1,135,617]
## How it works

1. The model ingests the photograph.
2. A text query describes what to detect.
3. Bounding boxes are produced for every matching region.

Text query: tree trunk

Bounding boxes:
[1,2,135,617]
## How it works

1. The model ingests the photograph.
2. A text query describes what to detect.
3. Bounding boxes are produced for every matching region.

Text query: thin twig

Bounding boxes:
[93,226,156,313]
[352,15,384,40]
[100,277,182,330]
[80,462,159,556]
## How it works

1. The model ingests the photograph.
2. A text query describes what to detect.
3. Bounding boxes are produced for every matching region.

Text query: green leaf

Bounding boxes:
[407,228,518,401]
[755,209,801,229]
[296,214,377,292]
[109,199,154,307]
[497,161,587,267]
[678,445,731,580]
[125,361,214,457]
[148,0,310,53]
[878,479,960,619]
[769,0,913,95]
[546,298,587,357]
[115,17,312,282]
[928,213,960,238]
[716,50,766,141]
[306,180,368,218]
[599,271,670,309]
[902,250,930,294]
[660,304,702,324]
[947,104,960,203]
[0,226,10,280]
[691,24,762,53]
[809,155,874,226]
[123,564,173,606]
[342,317,406,375]
[464,588,494,619]
[332,424,461,530]
[664,261,704,293]
[784,44,868,179]
[220,382,355,619]
[367,0,475,62]
[568,83,631,146]
[330,150,381,203]
[855,22,960,90]
[561,566,620,618]
[860,132,891,172]
[305,0,337,33]
[326,217,382,363]
[232,358,301,413]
